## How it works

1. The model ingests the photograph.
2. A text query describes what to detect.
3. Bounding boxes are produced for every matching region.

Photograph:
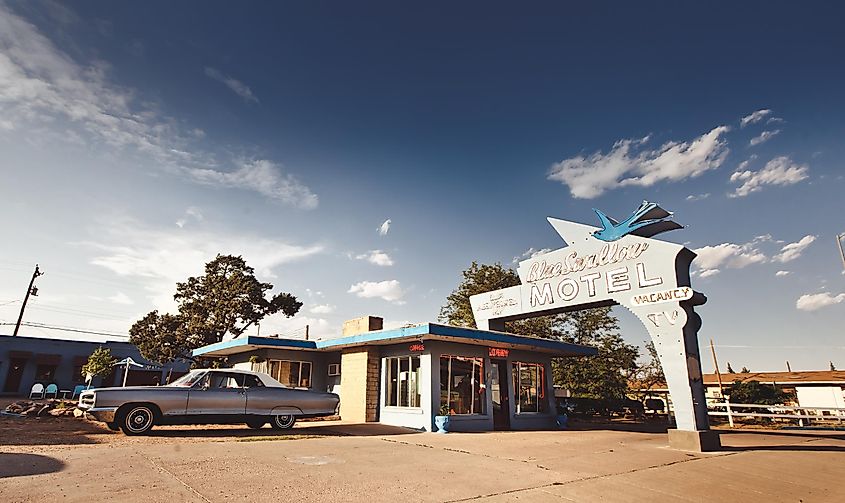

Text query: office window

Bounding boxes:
[440,356,485,415]
[385,356,421,407]
[268,360,312,388]
[513,362,546,413]
[35,364,57,382]
[72,364,85,383]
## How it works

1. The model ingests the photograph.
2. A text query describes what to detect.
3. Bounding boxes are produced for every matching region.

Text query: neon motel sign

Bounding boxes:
[470,202,711,435]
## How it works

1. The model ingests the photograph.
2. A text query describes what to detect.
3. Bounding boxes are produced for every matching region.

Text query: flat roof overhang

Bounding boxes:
[193,323,597,358]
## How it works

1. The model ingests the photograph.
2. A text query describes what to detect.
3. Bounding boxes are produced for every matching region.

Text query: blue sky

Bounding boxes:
[1,1,843,372]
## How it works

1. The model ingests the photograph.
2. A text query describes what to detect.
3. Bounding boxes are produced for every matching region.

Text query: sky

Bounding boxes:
[1,1,843,372]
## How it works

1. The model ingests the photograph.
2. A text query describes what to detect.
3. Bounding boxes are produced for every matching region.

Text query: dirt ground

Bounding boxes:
[2,410,845,502]
[0,411,371,452]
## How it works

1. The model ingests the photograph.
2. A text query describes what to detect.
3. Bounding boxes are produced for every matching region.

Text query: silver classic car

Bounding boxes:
[77,368,340,435]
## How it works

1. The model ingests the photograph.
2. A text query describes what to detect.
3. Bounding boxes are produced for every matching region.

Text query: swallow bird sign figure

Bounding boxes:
[470,202,719,451]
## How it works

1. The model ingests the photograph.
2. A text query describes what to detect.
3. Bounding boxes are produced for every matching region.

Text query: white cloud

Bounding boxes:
[378,219,392,236]
[796,292,845,312]
[204,67,258,103]
[774,235,816,263]
[512,247,552,263]
[730,156,809,197]
[348,280,405,303]
[83,215,323,311]
[356,250,394,267]
[740,109,772,127]
[309,304,335,315]
[685,193,710,202]
[698,269,721,278]
[548,126,730,199]
[108,292,134,305]
[0,4,316,208]
[181,160,318,209]
[692,241,767,277]
[175,206,204,228]
[775,270,791,277]
[749,130,780,146]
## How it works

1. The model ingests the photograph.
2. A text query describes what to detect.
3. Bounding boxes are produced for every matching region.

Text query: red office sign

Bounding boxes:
[489,348,509,358]
[409,343,425,352]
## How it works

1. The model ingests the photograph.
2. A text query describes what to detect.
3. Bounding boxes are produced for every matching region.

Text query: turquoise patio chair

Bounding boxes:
[29,383,45,400]
[71,384,86,400]
[44,383,59,399]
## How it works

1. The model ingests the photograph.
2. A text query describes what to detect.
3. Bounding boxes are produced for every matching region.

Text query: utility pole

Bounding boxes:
[13,264,44,337]
[709,339,724,398]
[837,233,845,273]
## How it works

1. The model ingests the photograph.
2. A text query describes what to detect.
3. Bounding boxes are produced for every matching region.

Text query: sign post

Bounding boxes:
[470,202,719,451]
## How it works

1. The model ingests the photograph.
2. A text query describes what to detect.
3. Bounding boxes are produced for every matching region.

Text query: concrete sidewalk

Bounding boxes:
[2,427,843,502]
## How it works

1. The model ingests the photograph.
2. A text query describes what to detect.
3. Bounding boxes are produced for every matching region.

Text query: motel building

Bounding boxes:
[192,316,596,432]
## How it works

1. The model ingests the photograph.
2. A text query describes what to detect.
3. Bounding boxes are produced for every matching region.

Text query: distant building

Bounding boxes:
[0,334,189,396]
[637,371,845,411]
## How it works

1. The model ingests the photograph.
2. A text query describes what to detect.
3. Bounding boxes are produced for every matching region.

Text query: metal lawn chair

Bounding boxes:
[71,384,86,400]
[29,383,45,400]
[44,383,59,399]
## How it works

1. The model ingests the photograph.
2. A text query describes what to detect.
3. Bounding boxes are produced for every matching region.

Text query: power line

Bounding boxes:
[26,304,135,322]
[0,321,128,338]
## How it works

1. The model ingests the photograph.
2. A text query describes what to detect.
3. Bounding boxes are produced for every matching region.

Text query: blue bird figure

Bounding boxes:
[592,201,683,242]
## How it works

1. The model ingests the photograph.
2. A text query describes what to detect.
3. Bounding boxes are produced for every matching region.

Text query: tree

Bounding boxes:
[726,362,736,374]
[553,308,640,399]
[440,261,639,399]
[439,261,521,328]
[740,366,750,373]
[130,254,302,364]
[830,361,837,371]
[633,341,665,397]
[439,261,567,338]
[726,380,795,405]
[82,347,117,383]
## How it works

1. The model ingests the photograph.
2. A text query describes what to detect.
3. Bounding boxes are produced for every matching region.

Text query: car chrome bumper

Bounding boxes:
[83,407,118,423]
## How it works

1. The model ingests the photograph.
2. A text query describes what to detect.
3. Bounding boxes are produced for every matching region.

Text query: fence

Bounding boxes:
[708,401,845,428]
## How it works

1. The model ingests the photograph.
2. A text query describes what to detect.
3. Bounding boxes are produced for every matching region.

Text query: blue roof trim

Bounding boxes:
[193,323,597,357]
[192,336,317,357]
[313,324,431,349]
[424,323,597,356]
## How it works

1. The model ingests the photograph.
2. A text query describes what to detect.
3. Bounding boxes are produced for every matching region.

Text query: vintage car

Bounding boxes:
[77,368,340,435]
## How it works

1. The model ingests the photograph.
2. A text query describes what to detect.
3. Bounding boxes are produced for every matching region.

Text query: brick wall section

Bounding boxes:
[365,352,380,422]
[340,348,381,422]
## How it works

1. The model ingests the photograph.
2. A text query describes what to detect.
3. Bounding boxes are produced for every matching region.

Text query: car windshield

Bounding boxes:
[167,370,207,387]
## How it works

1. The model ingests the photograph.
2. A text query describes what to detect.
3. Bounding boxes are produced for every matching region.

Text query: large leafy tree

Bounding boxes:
[553,308,640,399]
[440,261,640,399]
[632,341,665,398]
[130,254,302,364]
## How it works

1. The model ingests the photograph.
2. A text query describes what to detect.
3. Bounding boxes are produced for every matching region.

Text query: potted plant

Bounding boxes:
[434,404,451,433]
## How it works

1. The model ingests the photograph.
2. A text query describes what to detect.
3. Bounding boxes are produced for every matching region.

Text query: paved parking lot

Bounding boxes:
[1,418,844,502]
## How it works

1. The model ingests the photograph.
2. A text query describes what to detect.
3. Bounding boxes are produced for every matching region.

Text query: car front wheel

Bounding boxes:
[120,405,156,435]
[270,414,296,430]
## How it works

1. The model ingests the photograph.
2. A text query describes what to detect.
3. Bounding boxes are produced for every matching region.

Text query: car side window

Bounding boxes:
[243,375,263,388]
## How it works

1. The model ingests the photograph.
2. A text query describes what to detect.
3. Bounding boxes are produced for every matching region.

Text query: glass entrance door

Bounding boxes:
[490,359,510,430]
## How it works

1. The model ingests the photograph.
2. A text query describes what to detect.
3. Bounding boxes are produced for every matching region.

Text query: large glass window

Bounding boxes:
[268,360,312,388]
[513,362,546,413]
[385,356,421,407]
[440,356,485,415]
